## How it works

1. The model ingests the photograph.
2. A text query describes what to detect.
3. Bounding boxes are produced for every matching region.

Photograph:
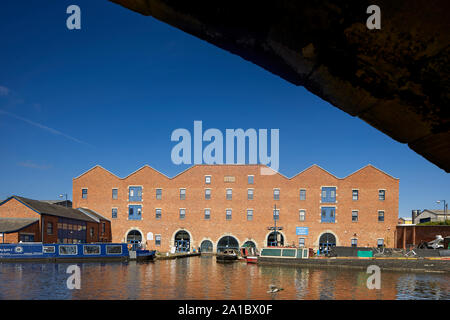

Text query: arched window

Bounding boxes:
[174,230,190,253]
[126,230,142,243]
[217,236,239,253]
[267,232,284,247]
[319,233,337,254]
[200,240,213,253]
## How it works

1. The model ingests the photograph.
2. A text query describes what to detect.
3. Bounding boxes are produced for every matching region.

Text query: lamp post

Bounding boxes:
[274,204,278,247]
[59,194,68,207]
[436,200,447,223]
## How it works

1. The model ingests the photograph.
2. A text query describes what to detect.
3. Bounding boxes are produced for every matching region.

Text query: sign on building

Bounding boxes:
[296,227,309,236]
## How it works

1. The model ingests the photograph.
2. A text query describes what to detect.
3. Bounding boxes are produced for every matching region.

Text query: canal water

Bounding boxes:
[0,256,448,300]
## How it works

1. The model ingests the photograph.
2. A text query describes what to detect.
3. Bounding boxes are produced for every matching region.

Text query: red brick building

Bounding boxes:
[72,164,399,253]
[0,196,112,244]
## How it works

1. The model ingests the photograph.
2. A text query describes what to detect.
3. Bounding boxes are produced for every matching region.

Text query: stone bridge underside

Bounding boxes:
[110,0,449,172]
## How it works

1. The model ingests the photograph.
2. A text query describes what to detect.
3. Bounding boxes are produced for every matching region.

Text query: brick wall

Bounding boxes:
[73,164,399,251]
[0,198,42,243]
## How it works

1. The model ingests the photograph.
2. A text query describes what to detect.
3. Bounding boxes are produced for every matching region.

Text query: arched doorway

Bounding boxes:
[174,230,191,253]
[319,232,337,254]
[217,236,239,253]
[200,240,213,253]
[126,230,143,250]
[242,241,256,248]
[267,232,284,247]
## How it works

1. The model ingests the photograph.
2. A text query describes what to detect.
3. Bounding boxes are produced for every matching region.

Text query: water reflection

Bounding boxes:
[0,257,448,300]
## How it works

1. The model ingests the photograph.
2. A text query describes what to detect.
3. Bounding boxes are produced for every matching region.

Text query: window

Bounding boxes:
[82,189,88,199]
[379,190,385,201]
[352,210,358,222]
[298,238,305,247]
[128,205,142,220]
[112,188,118,200]
[321,187,336,203]
[59,245,77,255]
[47,222,53,235]
[247,189,254,200]
[156,209,162,220]
[352,190,359,201]
[155,235,161,246]
[112,208,118,219]
[321,207,336,223]
[378,211,385,222]
[179,209,186,220]
[248,175,254,184]
[226,209,232,220]
[205,189,211,200]
[129,186,142,202]
[351,239,358,247]
[84,245,101,255]
[273,209,280,221]
[274,189,280,200]
[205,176,211,184]
[90,227,94,237]
[300,189,306,201]
[299,210,306,221]
[247,209,253,221]
[180,189,186,200]
[156,189,162,200]
[226,189,232,200]
[102,222,106,234]
[377,239,384,248]
[106,245,122,254]
[204,209,211,220]
[43,246,55,254]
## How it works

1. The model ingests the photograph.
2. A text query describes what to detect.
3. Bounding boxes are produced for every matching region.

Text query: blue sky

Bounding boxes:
[0,1,448,217]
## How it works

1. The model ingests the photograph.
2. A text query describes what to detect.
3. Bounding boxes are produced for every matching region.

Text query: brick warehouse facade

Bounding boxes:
[72,164,399,252]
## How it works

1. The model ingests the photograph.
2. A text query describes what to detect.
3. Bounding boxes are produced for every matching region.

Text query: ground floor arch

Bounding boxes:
[200,239,214,253]
[267,231,284,247]
[318,232,337,254]
[216,235,239,253]
[125,229,144,250]
[242,240,257,248]
[174,230,191,253]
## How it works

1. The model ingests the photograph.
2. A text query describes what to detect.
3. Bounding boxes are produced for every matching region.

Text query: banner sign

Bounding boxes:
[296,227,309,236]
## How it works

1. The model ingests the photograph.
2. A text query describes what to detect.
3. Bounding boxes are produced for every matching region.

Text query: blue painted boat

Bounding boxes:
[135,249,156,261]
[0,243,129,262]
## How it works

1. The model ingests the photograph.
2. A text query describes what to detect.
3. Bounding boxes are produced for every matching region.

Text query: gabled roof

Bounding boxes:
[73,163,398,181]
[290,164,339,180]
[77,208,110,222]
[344,164,399,180]
[2,196,98,223]
[0,218,39,234]
[419,209,448,216]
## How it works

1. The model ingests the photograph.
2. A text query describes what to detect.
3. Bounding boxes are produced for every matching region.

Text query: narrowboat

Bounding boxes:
[259,247,310,261]
[130,249,156,261]
[246,255,258,264]
[0,243,130,262]
[240,246,259,264]
[216,249,239,263]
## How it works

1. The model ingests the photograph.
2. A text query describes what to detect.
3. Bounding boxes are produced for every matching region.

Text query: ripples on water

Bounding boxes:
[0,256,448,300]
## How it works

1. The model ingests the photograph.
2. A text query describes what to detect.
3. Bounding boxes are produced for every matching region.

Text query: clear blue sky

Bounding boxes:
[0,1,448,217]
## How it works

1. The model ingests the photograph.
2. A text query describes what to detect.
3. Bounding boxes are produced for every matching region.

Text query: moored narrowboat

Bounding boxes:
[131,249,156,261]
[0,243,129,262]
[216,249,239,263]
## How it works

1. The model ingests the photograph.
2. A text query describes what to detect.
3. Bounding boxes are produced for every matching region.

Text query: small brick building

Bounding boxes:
[0,196,111,244]
[73,164,399,252]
